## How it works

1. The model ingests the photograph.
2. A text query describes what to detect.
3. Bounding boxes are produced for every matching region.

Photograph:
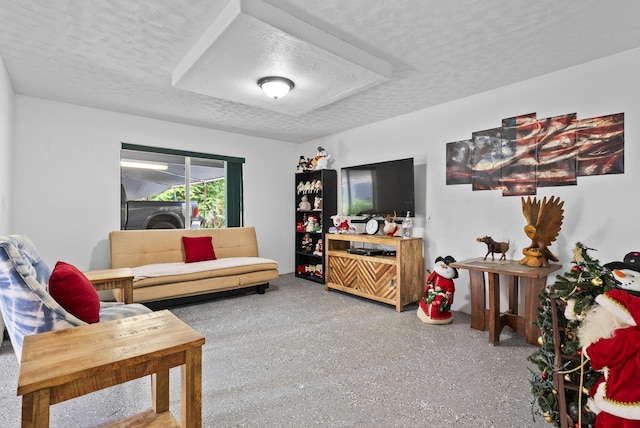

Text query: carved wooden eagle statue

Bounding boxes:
[519,196,564,267]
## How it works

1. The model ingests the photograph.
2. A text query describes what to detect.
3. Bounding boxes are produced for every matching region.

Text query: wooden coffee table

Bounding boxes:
[17,310,205,427]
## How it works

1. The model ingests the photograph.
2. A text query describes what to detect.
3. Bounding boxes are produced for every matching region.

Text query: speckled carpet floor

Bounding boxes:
[0,273,550,427]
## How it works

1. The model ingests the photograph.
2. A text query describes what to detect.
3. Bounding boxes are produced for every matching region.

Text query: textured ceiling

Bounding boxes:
[2,1,640,143]
[171,0,392,116]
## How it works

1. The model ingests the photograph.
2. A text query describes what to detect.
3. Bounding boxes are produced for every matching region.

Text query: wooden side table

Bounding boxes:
[84,267,134,304]
[17,310,205,427]
[450,258,561,345]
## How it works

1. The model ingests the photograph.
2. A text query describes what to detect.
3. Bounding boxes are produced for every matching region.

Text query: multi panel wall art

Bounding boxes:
[445,112,624,196]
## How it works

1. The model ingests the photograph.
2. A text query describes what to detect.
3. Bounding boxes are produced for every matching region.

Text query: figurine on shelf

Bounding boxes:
[314,179,322,192]
[401,211,413,238]
[476,236,509,261]
[314,264,323,278]
[330,214,352,234]
[383,212,400,237]
[314,196,322,210]
[519,196,564,267]
[306,215,318,232]
[296,221,305,231]
[298,195,311,211]
[297,181,305,194]
[417,256,458,325]
[313,146,332,170]
[301,233,313,253]
[296,156,307,173]
[303,181,313,194]
[313,239,323,256]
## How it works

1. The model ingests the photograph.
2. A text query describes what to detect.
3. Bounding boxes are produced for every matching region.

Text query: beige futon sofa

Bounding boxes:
[109,227,279,303]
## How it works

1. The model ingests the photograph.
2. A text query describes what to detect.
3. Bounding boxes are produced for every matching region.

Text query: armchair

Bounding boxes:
[0,235,151,360]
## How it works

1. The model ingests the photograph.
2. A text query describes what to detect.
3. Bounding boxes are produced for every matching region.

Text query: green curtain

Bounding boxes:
[226,161,243,227]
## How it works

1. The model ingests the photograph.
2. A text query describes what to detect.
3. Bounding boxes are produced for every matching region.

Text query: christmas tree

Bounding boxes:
[528,242,619,426]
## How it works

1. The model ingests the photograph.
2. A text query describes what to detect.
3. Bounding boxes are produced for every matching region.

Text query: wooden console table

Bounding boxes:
[325,234,423,312]
[17,310,205,427]
[450,258,561,345]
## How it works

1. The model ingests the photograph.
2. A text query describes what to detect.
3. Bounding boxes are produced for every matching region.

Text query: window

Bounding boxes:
[120,143,244,230]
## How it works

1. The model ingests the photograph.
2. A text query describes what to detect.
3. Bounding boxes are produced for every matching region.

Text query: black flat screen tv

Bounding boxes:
[341,158,415,218]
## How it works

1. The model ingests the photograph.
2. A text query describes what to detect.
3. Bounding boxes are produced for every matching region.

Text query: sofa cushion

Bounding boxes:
[131,257,279,288]
[98,301,152,321]
[110,228,260,268]
[182,236,217,263]
[49,261,100,323]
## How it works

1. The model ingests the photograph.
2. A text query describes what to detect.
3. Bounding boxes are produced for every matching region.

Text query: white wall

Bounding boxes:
[303,47,640,314]
[9,48,640,315]
[0,55,14,336]
[13,97,297,272]
[0,56,14,235]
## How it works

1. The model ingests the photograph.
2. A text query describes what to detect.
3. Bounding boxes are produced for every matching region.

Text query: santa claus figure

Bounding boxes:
[417,255,457,324]
[577,289,640,428]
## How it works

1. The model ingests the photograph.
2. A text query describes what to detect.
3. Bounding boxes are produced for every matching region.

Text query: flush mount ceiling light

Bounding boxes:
[257,76,294,100]
[171,0,391,116]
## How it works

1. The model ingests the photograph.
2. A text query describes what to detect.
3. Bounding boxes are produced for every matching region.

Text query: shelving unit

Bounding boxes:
[295,169,337,284]
[324,234,423,311]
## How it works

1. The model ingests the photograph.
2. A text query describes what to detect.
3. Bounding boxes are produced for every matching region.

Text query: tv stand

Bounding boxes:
[325,234,423,311]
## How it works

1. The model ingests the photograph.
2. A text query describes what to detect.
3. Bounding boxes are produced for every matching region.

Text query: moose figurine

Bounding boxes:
[476,236,510,261]
[383,212,400,237]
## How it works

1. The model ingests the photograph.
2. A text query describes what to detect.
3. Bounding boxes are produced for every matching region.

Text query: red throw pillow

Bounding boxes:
[182,236,217,263]
[49,261,100,323]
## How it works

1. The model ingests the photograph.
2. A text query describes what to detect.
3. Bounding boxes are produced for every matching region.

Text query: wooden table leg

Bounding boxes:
[181,347,202,428]
[152,369,170,413]
[122,278,134,304]
[523,276,546,345]
[22,389,50,428]
[487,272,501,345]
[507,275,518,316]
[468,270,486,331]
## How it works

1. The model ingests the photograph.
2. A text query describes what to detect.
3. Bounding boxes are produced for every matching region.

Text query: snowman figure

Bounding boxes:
[314,146,332,170]
[417,256,458,324]
[605,251,640,295]
[565,251,640,321]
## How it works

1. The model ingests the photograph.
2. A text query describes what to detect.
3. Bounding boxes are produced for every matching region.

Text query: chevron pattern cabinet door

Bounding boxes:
[328,257,397,300]
[327,257,358,288]
[356,260,397,300]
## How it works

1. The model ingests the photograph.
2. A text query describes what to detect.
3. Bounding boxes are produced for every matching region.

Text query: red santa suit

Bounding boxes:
[581,290,640,428]
[417,256,457,325]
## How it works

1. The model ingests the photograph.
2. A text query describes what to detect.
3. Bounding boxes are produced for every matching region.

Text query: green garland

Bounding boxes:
[528,242,619,426]
[425,287,451,313]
